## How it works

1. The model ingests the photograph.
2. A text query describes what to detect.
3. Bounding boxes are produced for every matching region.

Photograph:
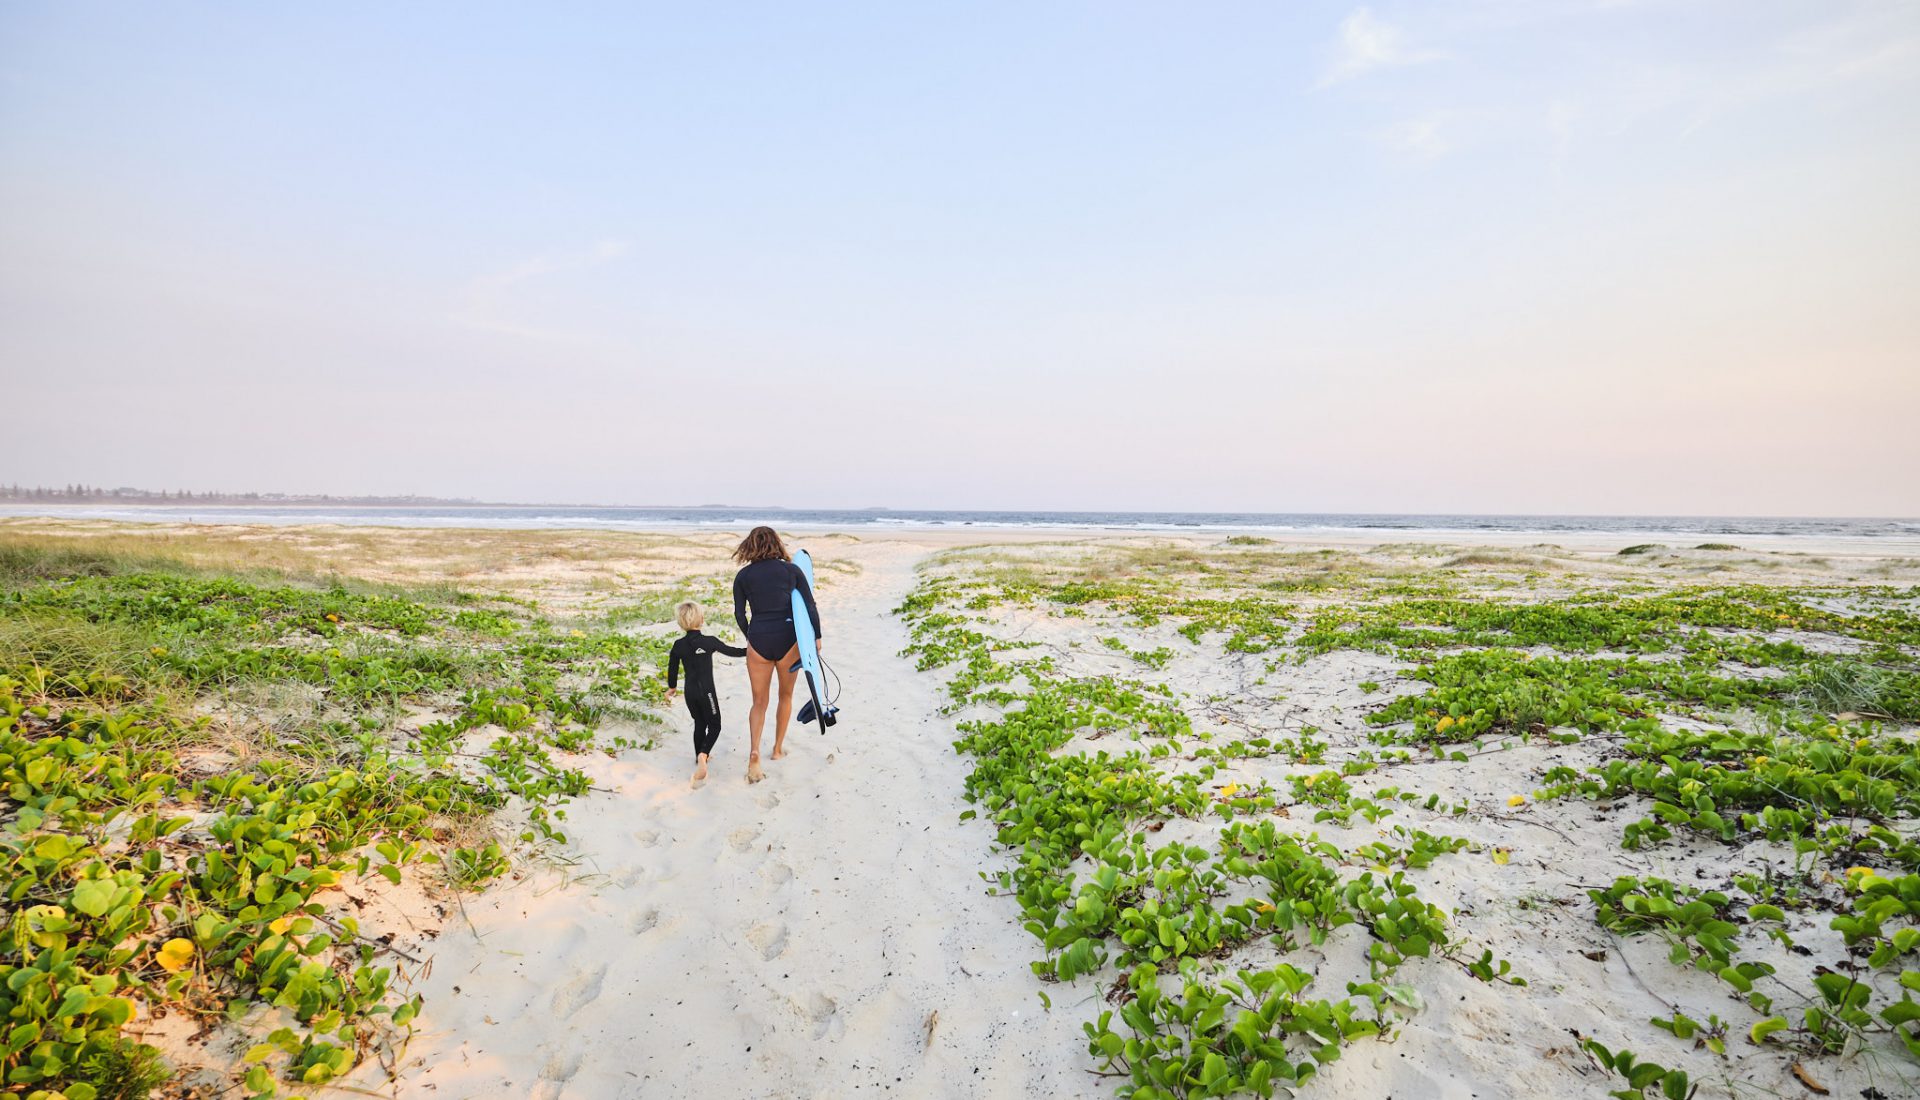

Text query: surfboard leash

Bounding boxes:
[820,655,842,706]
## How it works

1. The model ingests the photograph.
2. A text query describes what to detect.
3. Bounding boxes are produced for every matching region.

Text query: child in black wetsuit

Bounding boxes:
[665,601,747,785]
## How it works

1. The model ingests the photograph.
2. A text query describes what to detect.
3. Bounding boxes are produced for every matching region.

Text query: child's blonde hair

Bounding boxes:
[674,601,704,631]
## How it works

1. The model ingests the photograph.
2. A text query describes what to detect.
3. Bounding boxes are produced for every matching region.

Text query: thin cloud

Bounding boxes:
[1319,7,1446,87]
[452,239,630,342]
[1377,112,1458,158]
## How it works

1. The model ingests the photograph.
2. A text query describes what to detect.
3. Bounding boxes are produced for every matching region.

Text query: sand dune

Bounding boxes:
[375,541,1099,1098]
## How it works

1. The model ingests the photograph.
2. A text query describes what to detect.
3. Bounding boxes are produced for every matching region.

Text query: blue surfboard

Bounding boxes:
[791,549,829,733]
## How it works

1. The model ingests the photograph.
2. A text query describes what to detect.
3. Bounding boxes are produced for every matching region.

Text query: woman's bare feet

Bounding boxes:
[691,754,708,786]
[770,742,787,761]
[746,752,764,784]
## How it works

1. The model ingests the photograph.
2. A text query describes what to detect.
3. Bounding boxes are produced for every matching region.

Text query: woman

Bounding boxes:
[731,526,822,783]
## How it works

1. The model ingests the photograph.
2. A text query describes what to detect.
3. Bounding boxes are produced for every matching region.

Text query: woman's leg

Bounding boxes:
[745,649,774,782]
[770,644,799,760]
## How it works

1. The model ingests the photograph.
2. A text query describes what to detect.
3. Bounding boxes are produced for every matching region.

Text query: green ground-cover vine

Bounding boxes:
[898,570,1509,1100]
[937,545,1920,1090]
[2,556,669,1099]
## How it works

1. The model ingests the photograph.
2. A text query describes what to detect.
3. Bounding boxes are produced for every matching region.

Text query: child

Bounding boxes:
[665,600,747,785]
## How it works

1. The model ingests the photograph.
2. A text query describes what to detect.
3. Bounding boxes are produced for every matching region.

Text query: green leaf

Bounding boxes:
[4,1023,41,1055]
[93,996,133,1026]
[33,834,74,860]
[1627,1063,1667,1090]
[1201,1052,1227,1085]
[1749,1016,1788,1044]
[71,879,115,917]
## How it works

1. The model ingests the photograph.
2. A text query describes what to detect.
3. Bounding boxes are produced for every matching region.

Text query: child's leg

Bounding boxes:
[685,693,711,762]
[696,690,722,757]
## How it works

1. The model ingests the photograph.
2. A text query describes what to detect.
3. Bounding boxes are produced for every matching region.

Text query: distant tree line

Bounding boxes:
[0,484,478,505]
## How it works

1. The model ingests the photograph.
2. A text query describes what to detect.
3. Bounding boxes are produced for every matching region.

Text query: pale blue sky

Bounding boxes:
[3,2,1916,513]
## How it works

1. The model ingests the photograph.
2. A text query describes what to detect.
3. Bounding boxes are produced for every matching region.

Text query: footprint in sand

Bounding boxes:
[610,864,646,888]
[746,922,788,960]
[760,861,794,886]
[802,992,842,1040]
[550,963,608,1019]
[728,826,761,853]
[633,828,663,847]
[529,1046,583,1100]
[757,788,783,810]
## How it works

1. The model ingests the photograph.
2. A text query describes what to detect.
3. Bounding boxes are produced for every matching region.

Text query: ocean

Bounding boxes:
[3,504,1915,542]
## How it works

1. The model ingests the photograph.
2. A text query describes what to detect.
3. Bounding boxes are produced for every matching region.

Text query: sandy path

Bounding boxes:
[383,540,1097,1099]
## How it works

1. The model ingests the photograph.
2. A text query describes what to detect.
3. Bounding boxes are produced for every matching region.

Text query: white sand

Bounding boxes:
[372,540,1100,1099]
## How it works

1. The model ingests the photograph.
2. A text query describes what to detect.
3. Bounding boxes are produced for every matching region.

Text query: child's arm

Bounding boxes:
[714,636,748,659]
[666,640,683,694]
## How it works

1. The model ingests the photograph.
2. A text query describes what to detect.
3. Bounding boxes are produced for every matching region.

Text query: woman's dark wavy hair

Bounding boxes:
[733,525,789,565]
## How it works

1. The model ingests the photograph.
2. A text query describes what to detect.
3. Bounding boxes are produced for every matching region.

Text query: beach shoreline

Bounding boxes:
[5,505,1915,553]
[7,509,1920,561]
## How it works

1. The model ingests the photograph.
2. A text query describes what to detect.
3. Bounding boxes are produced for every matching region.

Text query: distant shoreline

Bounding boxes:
[4,504,1917,556]
[0,497,787,510]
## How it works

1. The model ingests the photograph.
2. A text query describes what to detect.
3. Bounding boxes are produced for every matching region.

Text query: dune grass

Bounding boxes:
[0,528,681,1098]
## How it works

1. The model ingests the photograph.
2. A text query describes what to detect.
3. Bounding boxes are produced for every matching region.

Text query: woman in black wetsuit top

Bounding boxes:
[732,525,822,783]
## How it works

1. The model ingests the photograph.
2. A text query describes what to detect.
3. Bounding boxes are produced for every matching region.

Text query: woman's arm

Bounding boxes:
[794,563,822,640]
[733,569,750,636]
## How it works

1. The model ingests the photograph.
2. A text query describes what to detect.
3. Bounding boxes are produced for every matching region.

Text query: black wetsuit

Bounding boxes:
[732,559,822,661]
[666,630,746,759]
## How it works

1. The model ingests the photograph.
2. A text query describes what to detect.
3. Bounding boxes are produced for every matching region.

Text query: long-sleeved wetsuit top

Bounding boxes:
[666,631,747,692]
[732,559,822,641]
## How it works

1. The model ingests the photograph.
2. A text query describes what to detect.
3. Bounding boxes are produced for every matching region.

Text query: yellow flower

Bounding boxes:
[1302,774,1318,786]
[1254,902,1275,914]
[1217,784,1239,800]
[1507,795,1526,807]
[324,613,340,623]
[1846,866,1874,878]
[155,938,196,973]
[1435,716,1456,733]
[1752,756,1769,766]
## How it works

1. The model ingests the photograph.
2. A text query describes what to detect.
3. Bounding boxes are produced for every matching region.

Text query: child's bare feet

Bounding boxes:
[746,752,764,784]
[691,754,708,786]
